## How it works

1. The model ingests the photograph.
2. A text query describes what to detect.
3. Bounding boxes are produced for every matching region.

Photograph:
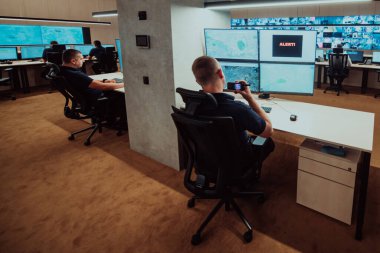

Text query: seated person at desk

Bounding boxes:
[42,41,58,63]
[191,56,275,177]
[89,40,106,74]
[60,49,127,128]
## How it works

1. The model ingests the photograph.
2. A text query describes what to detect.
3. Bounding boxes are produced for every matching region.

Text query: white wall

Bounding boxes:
[171,1,230,107]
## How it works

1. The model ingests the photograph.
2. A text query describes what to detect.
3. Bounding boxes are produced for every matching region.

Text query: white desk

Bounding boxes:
[0,60,46,93]
[89,72,124,93]
[238,96,374,240]
[315,61,380,93]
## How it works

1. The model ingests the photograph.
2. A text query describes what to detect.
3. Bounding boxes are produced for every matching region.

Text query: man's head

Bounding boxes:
[192,56,224,92]
[62,49,84,68]
[50,41,58,47]
[94,40,102,47]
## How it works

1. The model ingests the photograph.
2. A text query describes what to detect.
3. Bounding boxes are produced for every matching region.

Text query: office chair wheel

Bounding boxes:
[187,198,195,208]
[84,140,91,146]
[11,96,16,100]
[68,135,75,141]
[243,230,253,243]
[191,233,201,245]
[257,194,266,204]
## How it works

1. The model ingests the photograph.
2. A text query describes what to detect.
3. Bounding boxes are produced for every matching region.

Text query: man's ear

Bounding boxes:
[216,68,224,79]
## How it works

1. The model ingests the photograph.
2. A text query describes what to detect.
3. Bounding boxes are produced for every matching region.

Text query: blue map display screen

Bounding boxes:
[0,24,43,45]
[0,47,18,60]
[205,29,258,60]
[41,26,84,45]
[74,45,93,56]
[21,46,45,59]
[260,63,314,95]
[115,39,123,72]
[220,62,259,92]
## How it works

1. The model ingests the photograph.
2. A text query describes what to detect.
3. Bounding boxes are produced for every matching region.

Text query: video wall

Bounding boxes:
[205,29,316,95]
[0,24,91,45]
[231,15,380,50]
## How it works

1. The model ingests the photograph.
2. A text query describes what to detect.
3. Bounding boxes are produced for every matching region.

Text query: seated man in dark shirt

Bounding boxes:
[191,56,274,174]
[60,49,127,128]
[89,40,106,74]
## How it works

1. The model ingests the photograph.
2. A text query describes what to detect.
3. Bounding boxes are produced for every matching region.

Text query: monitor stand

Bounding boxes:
[258,93,270,99]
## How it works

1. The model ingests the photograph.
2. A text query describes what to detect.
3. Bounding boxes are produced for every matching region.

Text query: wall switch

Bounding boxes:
[143,76,149,85]
[138,11,147,20]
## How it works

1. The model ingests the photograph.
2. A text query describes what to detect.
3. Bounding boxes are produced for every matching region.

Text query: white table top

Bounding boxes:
[245,97,374,153]
[315,61,380,70]
[89,72,125,93]
[0,60,45,67]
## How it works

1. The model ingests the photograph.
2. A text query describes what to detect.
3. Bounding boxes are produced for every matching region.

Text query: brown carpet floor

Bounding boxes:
[0,87,379,253]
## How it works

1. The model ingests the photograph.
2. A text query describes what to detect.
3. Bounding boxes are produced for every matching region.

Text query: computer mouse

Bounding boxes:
[290,114,297,121]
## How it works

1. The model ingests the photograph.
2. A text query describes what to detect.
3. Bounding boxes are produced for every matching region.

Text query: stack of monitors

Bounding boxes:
[204,29,316,96]
[259,30,316,95]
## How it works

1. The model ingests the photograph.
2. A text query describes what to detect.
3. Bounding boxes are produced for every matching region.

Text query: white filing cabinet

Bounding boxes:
[297,139,361,225]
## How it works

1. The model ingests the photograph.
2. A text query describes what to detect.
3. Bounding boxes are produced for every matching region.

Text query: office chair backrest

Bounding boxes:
[329,53,349,76]
[47,52,63,65]
[171,88,247,196]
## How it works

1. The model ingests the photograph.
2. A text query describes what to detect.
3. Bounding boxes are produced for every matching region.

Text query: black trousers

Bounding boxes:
[101,90,128,129]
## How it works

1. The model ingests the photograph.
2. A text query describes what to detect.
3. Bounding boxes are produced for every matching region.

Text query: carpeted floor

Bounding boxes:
[0,88,379,253]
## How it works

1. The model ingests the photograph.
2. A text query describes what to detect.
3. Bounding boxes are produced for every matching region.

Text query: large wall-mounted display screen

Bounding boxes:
[0,24,87,46]
[205,29,258,61]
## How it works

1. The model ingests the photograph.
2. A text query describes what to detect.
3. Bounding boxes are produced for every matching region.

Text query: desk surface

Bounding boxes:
[315,61,380,70]
[89,72,124,93]
[240,97,374,153]
[0,60,45,68]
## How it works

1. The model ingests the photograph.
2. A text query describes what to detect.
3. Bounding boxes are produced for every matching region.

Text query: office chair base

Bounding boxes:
[189,191,263,245]
[67,123,103,146]
[324,85,349,96]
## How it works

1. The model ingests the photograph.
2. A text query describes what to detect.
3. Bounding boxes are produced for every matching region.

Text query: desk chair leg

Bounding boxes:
[230,198,253,242]
[84,123,100,146]
[191,199,225,245]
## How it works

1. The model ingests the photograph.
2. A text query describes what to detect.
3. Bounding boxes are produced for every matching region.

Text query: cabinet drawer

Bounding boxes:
[299,139,361,173]
[297,170,354,225]
[298,157,356,187]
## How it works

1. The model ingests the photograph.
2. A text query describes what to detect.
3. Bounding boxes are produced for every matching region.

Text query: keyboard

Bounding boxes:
[113,78,123,83]
[261,106,272,113]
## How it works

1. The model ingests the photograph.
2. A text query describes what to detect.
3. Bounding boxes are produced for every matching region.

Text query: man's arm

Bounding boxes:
[89,79,124,90]
[236,81,273,138]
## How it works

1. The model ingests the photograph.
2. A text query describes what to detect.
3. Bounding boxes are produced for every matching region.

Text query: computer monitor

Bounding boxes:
[115,39,123,72]
[220,61,259,92]
[323,42,332,48]
[20,46,45,60]
[346,50,364,63]
[315,49,324,60]
[260,63,315,95]
[204,29,258,61]
[0,24,43,45]
[103,44,114,48]
[259,30,317,63]
[41,26,84,45]
[52,44,66,53]
[372,51,380,64]
[74,45,93,56]
[0,47,18,61]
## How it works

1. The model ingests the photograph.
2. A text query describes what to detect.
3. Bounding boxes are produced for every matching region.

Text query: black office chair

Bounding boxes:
[0,67,16,100]
[171,88,266,245]
[95,48,118,74]
[324,53,349,96]
[47,64,111,146]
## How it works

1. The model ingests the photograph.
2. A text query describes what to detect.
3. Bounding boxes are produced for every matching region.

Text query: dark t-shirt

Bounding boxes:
[196,93,266,146]
[89,46,106,59]
[60,66,102,98]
